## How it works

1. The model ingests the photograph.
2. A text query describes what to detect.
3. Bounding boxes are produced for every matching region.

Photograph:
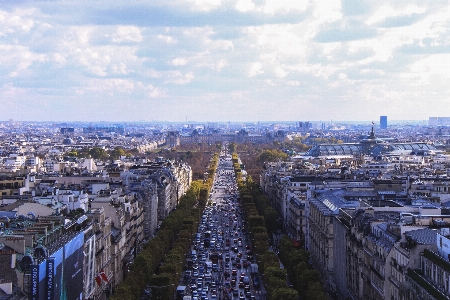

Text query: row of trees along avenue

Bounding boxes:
[232,151,298,300]
[110,152,219,300]
[232,146,328,300]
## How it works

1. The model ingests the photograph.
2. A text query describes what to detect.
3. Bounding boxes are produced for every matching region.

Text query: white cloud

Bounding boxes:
[52,53,67,65]
[171,58,188,66]
[401,54,450,85]
[235,0,255,12]
[366,5,426,26]
[338,72,346,80]
[312,0,342,24]
[111,62,132,75]
[214,59,228,72]
[0,1,448,121]
[265,79,276,86]
[141,83,165,98]
[113,26,143,43]
[157,34,176,44]
[248,62,264,77]
[274,67,287,78]
[185,0,222,11]
[64,26,92,45]
[262,0,309,14]
[165,71,195,84]
[0,44,46,77]
[87,79,135,93]
[0,8,36,36]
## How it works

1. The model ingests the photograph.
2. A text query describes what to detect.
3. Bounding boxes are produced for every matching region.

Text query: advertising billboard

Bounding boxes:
[30,260,47,300]
[62,232,84,300]
[46,246,64,300]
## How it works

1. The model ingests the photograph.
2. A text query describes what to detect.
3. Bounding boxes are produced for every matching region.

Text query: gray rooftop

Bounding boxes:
[405,228,437,245]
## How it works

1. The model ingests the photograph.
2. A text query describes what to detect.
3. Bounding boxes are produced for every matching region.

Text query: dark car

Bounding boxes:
[253,277,260,288]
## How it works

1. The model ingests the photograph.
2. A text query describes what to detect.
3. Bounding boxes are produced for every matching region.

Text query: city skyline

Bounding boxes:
[1,0,449,122]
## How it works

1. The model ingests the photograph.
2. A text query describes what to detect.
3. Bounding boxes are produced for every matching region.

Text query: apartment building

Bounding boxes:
[260,149,450,300]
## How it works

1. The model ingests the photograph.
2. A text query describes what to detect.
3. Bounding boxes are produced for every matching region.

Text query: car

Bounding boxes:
[253,277,260,288]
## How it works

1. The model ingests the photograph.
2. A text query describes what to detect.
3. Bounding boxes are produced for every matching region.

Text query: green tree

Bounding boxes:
[89,147,108,160]
[228,142,237,153]
[271,288,298,300]
[305,282,328,300]
[110,147,126,159]
[264,207,279,234]
[257,149,288,164]
[77,147,91,158]
[65,149,78,157]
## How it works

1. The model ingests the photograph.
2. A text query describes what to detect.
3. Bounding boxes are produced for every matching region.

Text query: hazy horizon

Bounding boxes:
[3,119,431,126]
[1,1,449,122]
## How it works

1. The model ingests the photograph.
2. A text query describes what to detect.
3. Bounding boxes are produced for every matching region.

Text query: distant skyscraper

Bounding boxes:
[429,117,450,126]
[380,116,387,129]
[429,117,438,126]
[298,121,312,131]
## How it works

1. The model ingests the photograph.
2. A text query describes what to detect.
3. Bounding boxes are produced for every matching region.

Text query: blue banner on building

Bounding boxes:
[30,264,39,300]
[47,258,55,300]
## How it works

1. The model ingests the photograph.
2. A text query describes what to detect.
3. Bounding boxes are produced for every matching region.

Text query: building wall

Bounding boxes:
[333,217,349,299]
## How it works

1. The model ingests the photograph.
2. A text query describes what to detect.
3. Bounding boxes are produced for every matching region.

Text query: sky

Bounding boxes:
[0,0,449,123]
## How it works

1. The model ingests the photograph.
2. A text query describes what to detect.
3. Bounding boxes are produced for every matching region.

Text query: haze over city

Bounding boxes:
[1,0,449,122]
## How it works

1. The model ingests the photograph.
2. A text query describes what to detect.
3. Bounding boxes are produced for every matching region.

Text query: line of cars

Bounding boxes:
[179,149,261,300]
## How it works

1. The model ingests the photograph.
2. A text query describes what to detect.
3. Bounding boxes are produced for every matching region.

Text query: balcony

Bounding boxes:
[370,265,384,280]
[423,249,450,273]
[388,275,401,288]
[390,258,403,272]
[96,246,104,257]
[407,268,448,300]
[361,272,370,284]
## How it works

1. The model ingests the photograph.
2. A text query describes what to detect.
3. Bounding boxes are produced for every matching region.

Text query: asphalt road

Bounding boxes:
[179,148,266,300]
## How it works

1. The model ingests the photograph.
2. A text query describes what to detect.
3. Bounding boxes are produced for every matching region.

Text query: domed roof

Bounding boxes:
[63,138,74,145]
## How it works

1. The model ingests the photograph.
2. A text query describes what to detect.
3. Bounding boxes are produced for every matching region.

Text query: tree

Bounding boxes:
[77,147,91,158]
[110,147,126,159]
[257,149,288,164]
[65,149,78,157]
[305,282,328,300]
[264,207,279,234]
[271,288,298,300]
[89,147,108,160]
[228,142,237,153]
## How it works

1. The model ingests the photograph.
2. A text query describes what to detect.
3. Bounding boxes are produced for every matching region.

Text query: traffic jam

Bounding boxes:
[179,149,262,300]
